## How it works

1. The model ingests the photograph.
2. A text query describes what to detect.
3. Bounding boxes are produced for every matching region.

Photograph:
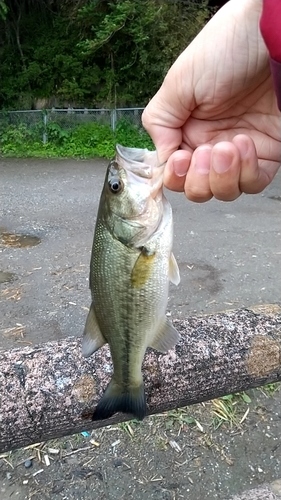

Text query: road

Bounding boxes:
[0,158,280,350]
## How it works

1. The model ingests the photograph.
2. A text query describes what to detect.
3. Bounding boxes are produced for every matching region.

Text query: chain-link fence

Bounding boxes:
[0,108,145,144]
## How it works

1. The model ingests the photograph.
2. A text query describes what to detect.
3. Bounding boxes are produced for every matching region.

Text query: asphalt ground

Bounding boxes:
[0,158,280,350]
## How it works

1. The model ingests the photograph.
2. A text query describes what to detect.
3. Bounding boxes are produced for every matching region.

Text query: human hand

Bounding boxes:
[142,0,281,202]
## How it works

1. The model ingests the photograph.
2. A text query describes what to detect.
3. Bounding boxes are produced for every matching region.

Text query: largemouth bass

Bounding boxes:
[82,144,180,421]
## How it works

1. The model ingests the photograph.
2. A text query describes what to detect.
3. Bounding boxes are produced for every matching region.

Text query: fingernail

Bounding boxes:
[194,147,211,174]
[212,148,233,174]
[173,159,188,177]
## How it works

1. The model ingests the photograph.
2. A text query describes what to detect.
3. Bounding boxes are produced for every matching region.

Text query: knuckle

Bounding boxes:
[214,193,240,202]
[185,184,212,202]
[210,177,241,201]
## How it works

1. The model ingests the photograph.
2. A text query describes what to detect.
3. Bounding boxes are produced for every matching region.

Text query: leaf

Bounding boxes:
[183,416,196,425]
[221,394,234,401]
[241,393,251,404]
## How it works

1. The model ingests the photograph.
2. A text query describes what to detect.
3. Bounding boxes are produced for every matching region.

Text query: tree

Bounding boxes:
[0,0,211,109]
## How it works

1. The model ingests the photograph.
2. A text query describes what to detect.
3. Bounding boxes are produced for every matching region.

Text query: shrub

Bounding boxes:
[0,120,154,158]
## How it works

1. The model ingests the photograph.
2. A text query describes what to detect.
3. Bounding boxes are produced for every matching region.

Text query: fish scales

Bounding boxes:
[82,144,180,421]
[92,205,171,381]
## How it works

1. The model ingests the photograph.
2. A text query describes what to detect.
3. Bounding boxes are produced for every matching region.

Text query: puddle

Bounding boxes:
[0,271,16,284]
[0,231,41,248]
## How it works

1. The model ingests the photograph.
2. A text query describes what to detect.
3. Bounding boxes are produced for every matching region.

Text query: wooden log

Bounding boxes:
[0,307,280,453]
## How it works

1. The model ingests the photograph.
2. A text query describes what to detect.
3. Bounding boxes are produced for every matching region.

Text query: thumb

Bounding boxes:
[142,109,182,164]
[142,63,193,163]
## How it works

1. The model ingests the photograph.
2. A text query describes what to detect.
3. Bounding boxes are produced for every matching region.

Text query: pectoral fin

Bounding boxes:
[131,247,156,288]
[82,303,106,357]
[169,252,180,285]
[149,317,180,353]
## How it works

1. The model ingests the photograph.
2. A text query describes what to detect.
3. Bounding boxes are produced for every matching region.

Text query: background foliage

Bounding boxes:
[0,0,212,110]
[0,119,154,158]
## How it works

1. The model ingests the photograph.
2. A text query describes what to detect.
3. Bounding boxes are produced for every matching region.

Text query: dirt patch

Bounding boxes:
[1,388,281,500]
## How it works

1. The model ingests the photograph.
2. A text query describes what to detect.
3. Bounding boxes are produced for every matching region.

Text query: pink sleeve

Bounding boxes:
[260,0,281,110]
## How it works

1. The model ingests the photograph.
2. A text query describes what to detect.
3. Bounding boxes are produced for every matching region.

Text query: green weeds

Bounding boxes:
[259,382,280,397]
[0,120,154,159]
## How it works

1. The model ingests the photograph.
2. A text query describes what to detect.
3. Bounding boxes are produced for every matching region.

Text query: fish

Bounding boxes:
[82,144,180,421]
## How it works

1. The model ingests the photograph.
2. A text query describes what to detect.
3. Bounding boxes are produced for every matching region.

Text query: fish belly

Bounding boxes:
[91,218,170,387]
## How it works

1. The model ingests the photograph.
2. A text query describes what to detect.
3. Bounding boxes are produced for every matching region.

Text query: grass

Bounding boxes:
[258,382,280,397]
[211,392,251,430]
[0,120,154,159]
[118,420,141,437]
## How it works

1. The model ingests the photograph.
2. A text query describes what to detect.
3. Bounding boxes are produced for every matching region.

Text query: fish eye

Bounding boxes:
[109,178,123,194]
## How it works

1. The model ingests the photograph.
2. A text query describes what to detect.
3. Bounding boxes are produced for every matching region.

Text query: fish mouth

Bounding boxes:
[116,144,156,178]
[116,144,165,199]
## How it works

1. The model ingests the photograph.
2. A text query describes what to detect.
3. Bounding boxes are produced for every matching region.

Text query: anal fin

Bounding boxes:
[149,317,180,353]
[82,302,106,357]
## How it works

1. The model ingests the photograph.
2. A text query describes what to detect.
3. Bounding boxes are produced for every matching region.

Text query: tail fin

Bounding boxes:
[92,379,146,421]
